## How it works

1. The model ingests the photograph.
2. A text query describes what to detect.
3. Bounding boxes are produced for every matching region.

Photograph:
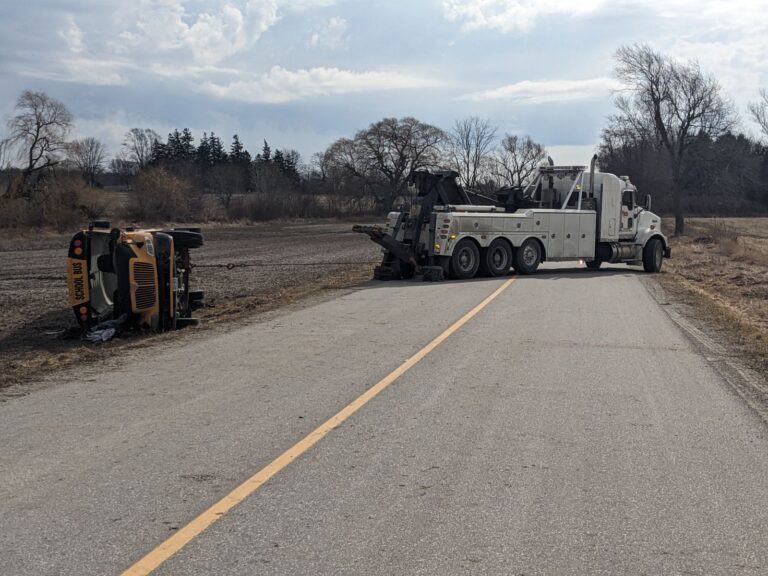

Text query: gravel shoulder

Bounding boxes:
[639,216,768,423]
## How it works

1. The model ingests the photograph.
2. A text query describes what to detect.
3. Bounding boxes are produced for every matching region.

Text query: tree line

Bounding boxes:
[599,44,768,234]
[1,43,768,231]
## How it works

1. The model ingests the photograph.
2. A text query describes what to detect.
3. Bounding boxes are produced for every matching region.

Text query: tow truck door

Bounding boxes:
[619,189,637,238]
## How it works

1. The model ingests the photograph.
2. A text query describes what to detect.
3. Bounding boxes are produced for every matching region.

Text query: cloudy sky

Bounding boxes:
[2,0,767,165]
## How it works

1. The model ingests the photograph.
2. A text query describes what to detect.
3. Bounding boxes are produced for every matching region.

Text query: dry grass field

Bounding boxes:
[662,217,768,369]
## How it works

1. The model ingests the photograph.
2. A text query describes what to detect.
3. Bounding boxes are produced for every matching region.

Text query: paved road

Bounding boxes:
[2,264,767,575]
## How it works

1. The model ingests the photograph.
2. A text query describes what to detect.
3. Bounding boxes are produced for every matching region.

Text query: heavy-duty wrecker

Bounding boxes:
[354,156,670,281]
[67,221,205,333]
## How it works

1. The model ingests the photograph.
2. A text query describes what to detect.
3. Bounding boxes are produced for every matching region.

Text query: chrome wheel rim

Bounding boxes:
[458,248,473,271]
[523,245,537,266]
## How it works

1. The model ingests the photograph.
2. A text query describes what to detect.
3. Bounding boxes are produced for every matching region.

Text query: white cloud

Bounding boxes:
[200,66,441,103]
[185,3,263,66]
[660,1,768,109]
[125,0,339,65]
[134,1,188,51]
[17,57,128,86]
[60,15,85,53]
[147,62,241,79]
[130,0,304,65]
[442,0,607,33]
[281,0,337,9]
[464,78,621,103]
[309,17,348,49]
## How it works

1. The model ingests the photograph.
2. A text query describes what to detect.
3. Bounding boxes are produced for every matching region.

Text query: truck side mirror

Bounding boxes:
[645,194,652,211]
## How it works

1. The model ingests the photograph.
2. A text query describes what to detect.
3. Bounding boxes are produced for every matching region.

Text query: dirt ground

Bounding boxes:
[662,217,768,371]
[0,221,381,388]
[3,215,766,389]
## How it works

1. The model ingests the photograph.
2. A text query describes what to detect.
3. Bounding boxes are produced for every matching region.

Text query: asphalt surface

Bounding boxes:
[2,263,767,575]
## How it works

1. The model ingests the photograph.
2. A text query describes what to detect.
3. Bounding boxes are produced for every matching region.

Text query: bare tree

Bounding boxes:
[323,138,366,185]
[322,119,446,210]
[356,117,445,209]
[210,163,248,209]
[448,117,497,189]
[0,137,11,170]
[68,137,107,186]
[122,128,161,169]
[613,44,735,234]
[0,137,15,198]
[109,151,138,189]
[315,140,366,205]
[6,90,73,195]
[748,89,768,139]
[494,134,547,187]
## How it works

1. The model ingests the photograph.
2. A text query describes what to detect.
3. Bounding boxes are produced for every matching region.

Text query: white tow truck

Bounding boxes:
[354,156,670,280]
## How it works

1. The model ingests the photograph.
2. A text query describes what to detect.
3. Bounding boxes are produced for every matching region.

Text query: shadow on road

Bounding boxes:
[357,264,647,292]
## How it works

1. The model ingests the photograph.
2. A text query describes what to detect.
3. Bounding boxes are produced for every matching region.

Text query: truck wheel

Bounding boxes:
[586,259,602,270]
[514,238,541,274]
[450,239,480,280]
[480,239,512,277]
[164,230,204,249]
[643,238,664,273]
[189,290,205,311]
[175,318,200,329]
[436,256,451,278]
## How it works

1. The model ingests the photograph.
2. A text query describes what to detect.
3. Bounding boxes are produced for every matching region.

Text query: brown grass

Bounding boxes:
[662,216,768,368]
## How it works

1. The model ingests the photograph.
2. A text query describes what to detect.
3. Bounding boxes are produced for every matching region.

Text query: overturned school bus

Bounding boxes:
[67,221,204,332]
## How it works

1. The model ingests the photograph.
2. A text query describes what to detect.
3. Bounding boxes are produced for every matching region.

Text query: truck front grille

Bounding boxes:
[132,261,157,310]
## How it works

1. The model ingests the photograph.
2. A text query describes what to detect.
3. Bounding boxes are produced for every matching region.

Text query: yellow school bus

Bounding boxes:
[67,221,204,332]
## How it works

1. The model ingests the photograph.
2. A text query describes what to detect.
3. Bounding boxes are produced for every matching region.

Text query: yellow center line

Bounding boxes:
[121,277,516,575]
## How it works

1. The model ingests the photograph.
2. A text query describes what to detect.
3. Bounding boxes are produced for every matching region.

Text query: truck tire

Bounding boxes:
[175,318,200,329]
[450,239,480,280]
[479,239,512,277]
[189,290,205,311]
[586,259,602,270]
[164,230,204,249]
[514,238,542,274]
[643,237,664,273]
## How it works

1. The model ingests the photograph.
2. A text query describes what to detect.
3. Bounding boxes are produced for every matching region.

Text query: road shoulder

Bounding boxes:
[643,273,768,425]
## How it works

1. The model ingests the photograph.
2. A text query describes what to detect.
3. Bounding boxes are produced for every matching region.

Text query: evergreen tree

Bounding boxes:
[149,139,168,164]
[208,132,227,164]
[166,129,182,160]
[273,149,285,173]
[197,132,212,168]
[230,134,251,164]
[180,128,195,160]
[282,149,302,182]
[258,139,271,163]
